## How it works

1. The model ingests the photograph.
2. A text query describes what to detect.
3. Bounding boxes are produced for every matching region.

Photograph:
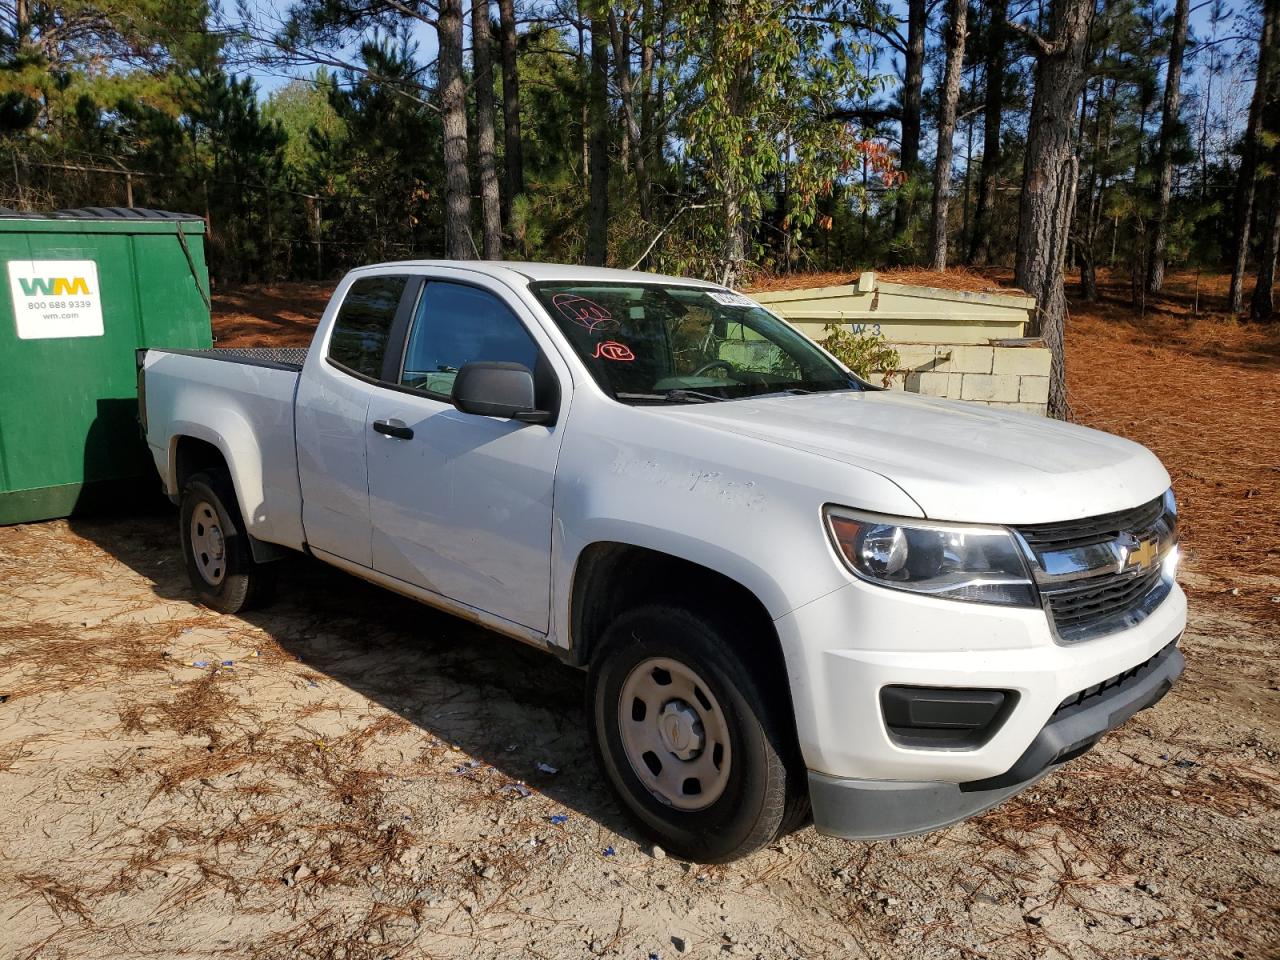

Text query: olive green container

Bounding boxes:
[0,208,213,525]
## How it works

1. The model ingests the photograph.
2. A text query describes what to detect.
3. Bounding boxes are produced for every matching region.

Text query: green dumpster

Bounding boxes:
[0,207,213,525]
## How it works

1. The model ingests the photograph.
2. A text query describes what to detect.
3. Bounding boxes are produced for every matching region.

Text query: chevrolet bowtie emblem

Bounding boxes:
[1116,533,1160,573]
[1131,537,1160,570]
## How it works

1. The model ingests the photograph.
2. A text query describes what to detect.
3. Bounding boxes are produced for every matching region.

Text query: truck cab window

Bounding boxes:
[400,282,539,397]
[328,275,409,379]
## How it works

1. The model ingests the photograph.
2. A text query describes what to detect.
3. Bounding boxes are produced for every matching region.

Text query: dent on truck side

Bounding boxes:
[549,395,925,657]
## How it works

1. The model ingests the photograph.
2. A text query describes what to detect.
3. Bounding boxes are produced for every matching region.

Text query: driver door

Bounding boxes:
[365,276,567,634]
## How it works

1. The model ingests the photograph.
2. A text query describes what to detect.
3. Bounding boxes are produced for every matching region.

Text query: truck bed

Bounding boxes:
[139,346,306,550]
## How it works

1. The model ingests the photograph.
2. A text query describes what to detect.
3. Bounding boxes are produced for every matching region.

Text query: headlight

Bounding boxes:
[825,507,1037,607]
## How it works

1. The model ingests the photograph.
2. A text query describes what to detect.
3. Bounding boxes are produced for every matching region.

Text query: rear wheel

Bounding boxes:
[179,469,275,614]
[587,605,806,862]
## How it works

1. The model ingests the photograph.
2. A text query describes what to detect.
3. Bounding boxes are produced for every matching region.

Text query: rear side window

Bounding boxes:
[400,282,540,397]
[328,275,409,379]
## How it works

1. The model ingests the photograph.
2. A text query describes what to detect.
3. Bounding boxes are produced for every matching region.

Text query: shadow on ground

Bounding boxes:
[71,510,649,847]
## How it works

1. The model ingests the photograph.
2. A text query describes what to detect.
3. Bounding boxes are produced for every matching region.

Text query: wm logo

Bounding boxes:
[19,276,90,296]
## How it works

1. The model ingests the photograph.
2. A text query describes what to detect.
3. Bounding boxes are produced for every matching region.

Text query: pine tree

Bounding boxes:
[1013,0,1095,419]
[929,0,969,269]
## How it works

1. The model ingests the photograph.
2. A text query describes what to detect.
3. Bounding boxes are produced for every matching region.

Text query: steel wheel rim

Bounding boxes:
[618,656,732,811]
[189,500,227,587]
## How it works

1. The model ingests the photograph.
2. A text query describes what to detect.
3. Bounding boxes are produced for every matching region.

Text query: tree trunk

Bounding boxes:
[619,12,632,164]
[498,0,524,206]
[722,186,745,285]
[893,0,926,240]
[967,0,1007,264]
[439,0,473,258]
[1253,180,1280,319]
[1014,0,1094,420]
[1073,61,1099,299]
[653,0,667,159]
[1146,0,1188,293]
[1230,0,1280,314]
[585,8,610,265]
[1255,26,1280,321]
[639,0,655,161]
[961,91,974,244]
[928,0,969,270]
[1078,245,1097,300]
[1080,66,1115,301]
[713,0,751,284]
[473,0,503,258]
[609,8,645,188]
[577,5,589,178]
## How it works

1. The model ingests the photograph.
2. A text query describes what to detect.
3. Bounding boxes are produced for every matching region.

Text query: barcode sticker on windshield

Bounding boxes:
[707,291,757,308]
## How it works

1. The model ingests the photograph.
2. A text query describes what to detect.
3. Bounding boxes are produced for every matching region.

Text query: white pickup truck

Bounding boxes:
[138,261,1186,862]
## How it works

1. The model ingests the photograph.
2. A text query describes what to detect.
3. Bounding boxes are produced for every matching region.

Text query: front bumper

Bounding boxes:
[807,640,1183,839]
[772,572,1188,837]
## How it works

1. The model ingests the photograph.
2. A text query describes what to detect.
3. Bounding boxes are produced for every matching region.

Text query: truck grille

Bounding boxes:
[1014,493,1176,644]
[1018,496,1166,552]
[1043,567,1168,638]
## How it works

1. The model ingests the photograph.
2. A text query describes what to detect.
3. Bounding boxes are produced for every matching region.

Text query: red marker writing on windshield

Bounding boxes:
[592,341,635,361]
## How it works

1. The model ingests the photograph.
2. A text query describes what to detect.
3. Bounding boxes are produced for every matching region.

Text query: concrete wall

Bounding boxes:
[752,272,1051,415]
[753,272,1038,345]
[874,340,1051,416]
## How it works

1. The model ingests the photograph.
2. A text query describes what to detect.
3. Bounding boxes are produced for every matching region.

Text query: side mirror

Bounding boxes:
[451,362,551,424]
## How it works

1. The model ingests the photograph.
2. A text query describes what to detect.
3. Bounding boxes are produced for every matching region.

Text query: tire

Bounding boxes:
[587,605,807,863]
[179,469,276,614]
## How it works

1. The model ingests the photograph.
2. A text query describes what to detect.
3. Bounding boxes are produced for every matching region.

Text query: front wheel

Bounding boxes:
[587,605,806,862]
[179,469,275,614]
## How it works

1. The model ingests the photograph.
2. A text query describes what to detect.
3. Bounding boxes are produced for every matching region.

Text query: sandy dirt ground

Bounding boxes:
[0,270,1277,960]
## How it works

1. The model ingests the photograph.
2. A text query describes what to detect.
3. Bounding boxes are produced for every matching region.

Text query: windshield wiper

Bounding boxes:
[616,389,726,404]
[665,388,727,403]
[736,387,812,401]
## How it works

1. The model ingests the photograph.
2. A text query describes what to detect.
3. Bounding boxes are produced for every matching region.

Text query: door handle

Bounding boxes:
[372,418,414,440]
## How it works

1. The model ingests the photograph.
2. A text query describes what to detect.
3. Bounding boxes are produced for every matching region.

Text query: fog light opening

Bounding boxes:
[879,686,1019,750]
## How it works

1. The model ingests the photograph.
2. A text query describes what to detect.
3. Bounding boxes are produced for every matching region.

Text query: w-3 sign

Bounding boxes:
[8,259,104,340]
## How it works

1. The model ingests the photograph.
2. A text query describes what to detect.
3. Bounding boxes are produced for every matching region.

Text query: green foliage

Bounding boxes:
[500,27,593,262]
[672,0,888,278]
[190,72,289,281]
[818,323,901,386]
[264,73,346,176]
[0,0,218,125]
[508,193,543,256]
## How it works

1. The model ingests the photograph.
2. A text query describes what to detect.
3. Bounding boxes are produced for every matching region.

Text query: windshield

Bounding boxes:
[529,281,859,403]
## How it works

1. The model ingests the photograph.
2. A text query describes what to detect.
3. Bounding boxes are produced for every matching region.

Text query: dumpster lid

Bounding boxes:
[0,206,204,221]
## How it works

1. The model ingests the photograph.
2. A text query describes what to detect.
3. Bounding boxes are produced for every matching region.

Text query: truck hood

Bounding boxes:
[672,390,1170,524]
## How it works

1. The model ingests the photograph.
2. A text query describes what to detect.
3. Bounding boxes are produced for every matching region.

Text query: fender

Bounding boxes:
[166,423,295,563]
[166,412,264,519]
[547,400,928,652]
[562,518,799,622]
